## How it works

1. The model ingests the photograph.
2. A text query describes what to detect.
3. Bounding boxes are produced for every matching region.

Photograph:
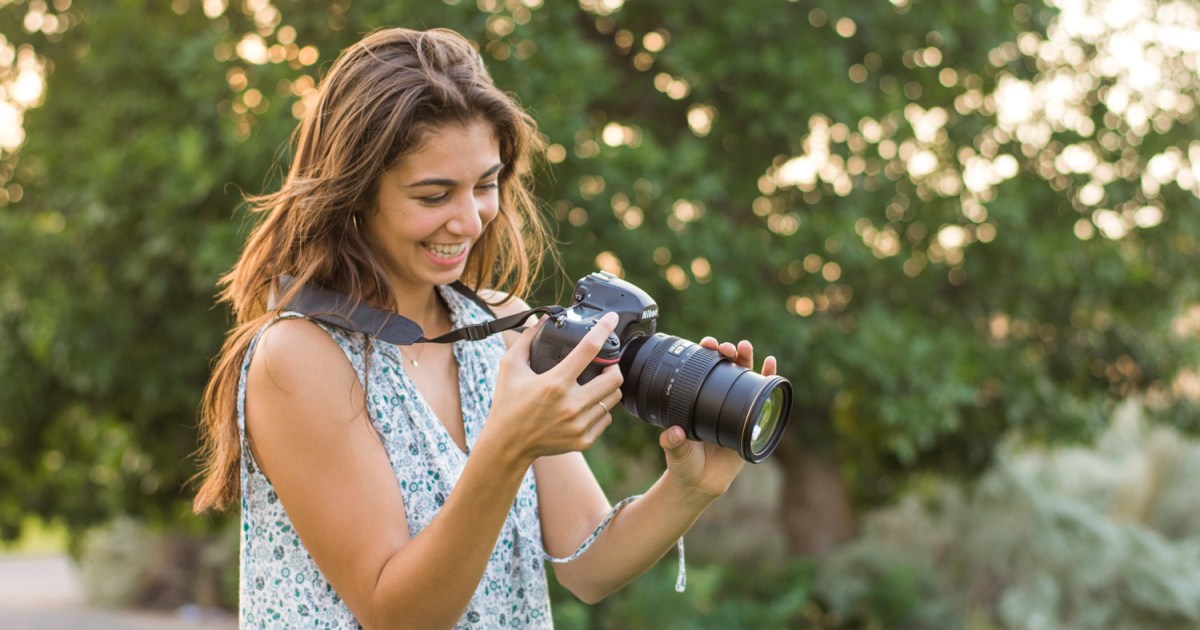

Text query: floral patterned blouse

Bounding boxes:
[238,285,558,629]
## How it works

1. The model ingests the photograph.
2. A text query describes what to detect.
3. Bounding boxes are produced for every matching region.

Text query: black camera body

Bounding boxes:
[529,271,658,383]
[529,271,792,463]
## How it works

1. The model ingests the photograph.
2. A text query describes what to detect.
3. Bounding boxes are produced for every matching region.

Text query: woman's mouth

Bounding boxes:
[423,241,469,262]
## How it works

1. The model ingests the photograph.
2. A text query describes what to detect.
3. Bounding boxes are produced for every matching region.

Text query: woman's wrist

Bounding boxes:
[658,470,723,512]
[473,420,537,475]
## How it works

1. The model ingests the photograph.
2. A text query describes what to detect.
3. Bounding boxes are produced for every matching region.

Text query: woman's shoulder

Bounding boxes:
[474,288,531,319]
[242,317,368,460]
[473,289,533,349]
[248,317,360,393]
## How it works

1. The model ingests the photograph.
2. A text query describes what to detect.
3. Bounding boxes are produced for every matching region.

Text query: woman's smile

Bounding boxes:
[423,241,470,265]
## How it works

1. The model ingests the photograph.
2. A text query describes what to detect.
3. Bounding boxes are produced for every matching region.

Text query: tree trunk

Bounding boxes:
[775,439,857,557]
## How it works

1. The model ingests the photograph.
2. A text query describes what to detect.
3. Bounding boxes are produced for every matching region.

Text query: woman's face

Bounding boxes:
[363,118,502,298]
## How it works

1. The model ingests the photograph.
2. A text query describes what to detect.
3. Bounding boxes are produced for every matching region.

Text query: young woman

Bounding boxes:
[192,27,777,629]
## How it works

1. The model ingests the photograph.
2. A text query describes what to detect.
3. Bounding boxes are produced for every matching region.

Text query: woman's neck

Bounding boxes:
[390,285,450,337]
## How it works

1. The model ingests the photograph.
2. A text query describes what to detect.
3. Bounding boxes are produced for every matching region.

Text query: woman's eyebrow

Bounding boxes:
[402,163,504,188]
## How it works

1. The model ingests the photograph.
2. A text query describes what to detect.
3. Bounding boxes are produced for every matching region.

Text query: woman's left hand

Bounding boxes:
[659,338,778,499]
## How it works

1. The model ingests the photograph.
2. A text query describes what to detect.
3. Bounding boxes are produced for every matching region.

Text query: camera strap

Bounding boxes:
[277,275,564,346]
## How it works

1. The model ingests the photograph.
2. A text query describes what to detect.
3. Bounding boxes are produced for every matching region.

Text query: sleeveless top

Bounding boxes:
[237,284,684,628]
[238,285,554,629]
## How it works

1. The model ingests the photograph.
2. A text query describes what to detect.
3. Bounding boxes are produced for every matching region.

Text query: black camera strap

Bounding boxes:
[277,275,563,346]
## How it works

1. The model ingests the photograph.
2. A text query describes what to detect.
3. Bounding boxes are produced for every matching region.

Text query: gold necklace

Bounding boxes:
[397,344,425,368]
[397,294,440,369]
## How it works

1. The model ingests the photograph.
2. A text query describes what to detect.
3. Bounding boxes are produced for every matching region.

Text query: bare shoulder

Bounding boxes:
[476,288,531,318]
[248,318,356,397]
[476,289,534,349]
[245,317,364,437]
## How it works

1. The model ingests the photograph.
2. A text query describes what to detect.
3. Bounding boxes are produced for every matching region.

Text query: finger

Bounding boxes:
[598,389,623,415]
[580,391,618,442]
[718,342,737,361]
[504,315,546,364]
[761,355,777,377]
[499,314,547,369]
[578,363,623,400]
[587,399,611,425]
[581,410,613,448]
[578,375,622,437]
[699,336,719,350]
[548,312,619,380]
[735,340,754,369]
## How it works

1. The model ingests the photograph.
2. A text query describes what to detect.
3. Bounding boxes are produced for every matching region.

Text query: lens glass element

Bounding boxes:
[750,387,784,455]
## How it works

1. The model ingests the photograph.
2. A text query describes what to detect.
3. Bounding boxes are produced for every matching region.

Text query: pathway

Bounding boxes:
[0,554,236,630]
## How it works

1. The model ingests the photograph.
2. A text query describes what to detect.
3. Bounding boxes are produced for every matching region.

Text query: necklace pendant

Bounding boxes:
[410,359,419,368]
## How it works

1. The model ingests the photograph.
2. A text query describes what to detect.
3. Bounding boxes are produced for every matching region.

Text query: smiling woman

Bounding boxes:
[189,26,769,630]
[190,28,570,628]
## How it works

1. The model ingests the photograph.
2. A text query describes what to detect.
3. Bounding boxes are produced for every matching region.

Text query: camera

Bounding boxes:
[529,271,792,463]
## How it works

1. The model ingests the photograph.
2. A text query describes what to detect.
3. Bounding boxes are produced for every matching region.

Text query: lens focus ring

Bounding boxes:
[663,348,721,434]
[635,339,674,423]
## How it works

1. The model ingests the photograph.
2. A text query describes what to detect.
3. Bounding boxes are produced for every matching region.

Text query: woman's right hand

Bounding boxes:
[485,312,624,463]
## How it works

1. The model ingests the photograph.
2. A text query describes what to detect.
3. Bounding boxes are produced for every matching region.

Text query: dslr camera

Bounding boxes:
[529,271,792,462]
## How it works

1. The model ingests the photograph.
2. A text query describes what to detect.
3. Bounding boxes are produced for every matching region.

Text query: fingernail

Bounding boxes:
[602,312,619,325]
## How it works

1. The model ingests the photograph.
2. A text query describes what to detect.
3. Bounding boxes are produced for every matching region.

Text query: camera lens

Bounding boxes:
[751,387,786,456]
[619,333,793,462]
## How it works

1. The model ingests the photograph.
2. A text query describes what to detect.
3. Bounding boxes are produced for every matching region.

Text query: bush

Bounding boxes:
[815,401,1200,629]
[76,515,238,611]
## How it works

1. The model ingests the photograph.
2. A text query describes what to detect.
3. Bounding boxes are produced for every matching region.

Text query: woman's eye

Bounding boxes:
[418,193,450,206]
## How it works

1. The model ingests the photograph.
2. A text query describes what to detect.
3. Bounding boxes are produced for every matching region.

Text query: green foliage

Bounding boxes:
[1,0,1198,576]
[549,557,818,629]
[816,541,960,629]
[0,515,68,554]
[817,402,1200,629]
[0,1,267,538]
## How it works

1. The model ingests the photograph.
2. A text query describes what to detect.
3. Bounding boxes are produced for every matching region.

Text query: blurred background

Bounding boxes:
[2,0,1200,628]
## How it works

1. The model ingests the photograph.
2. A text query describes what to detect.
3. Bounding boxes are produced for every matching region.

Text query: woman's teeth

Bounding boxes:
[424,242,467,259]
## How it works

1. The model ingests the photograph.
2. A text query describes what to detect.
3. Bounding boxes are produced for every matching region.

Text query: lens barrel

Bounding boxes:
[620,333,792,462]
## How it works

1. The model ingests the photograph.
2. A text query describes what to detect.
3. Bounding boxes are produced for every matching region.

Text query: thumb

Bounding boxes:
[659,426,692,465]
[505,315,544,364]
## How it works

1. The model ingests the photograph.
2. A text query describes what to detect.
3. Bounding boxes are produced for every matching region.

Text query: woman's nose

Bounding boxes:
[448,194,485,237]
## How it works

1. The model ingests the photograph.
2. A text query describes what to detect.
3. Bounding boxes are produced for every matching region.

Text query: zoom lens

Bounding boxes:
[619,333,793,462]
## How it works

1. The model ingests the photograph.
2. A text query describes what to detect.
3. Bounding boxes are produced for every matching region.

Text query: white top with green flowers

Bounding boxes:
[237,284,553,629]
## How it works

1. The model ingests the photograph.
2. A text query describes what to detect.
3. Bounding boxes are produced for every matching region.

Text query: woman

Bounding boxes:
[192,27,777,629]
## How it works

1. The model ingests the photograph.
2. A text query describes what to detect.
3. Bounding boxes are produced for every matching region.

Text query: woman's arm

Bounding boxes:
[483,291,777,603]
[245,314,622,629]
[534,338,776,603]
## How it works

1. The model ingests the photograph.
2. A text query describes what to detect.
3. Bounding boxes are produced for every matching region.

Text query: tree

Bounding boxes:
[0,0,270,538]
[2,0,1197,559]
[539,0,1200,553]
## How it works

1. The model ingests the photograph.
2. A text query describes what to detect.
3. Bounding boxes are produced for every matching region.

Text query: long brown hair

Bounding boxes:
[192,27,553,512]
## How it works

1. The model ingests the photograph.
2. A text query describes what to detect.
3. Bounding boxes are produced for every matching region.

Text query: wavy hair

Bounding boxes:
[192,27,552,512]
